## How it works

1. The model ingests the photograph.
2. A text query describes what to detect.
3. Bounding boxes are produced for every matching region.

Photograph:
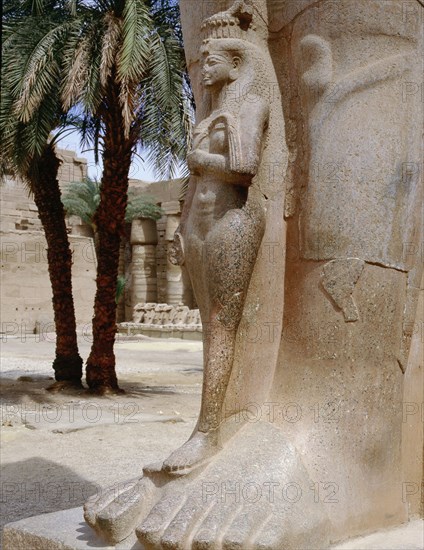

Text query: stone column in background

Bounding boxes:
[130,218,158,310]
[163,200,194,307]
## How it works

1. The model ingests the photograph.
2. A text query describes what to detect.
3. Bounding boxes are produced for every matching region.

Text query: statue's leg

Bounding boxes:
[163,203,265,474]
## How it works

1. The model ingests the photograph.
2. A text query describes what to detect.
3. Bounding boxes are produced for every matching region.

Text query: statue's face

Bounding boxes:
[202,52,238,89]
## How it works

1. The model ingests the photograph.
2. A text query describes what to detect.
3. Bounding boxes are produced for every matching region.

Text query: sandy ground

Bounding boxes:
[0,333,203,535]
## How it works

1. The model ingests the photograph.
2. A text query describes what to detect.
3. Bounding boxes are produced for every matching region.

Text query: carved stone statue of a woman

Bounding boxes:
[164,4,269,474]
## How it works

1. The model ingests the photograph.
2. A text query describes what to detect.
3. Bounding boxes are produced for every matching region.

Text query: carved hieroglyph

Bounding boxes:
[84,1,423,548]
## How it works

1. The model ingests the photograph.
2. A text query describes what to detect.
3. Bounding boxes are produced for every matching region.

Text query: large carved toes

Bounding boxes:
[84,479,141,529]
[191,502,242,549]
[136,490,187,548]
[137,422,331,549]
[191,490,309,550]
[192,503,269,550]
[249,501,331,550]
[85,422,330,548]
[84,476,155,545]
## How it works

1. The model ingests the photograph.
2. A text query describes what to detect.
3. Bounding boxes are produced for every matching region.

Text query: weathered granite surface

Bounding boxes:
[82,1,423,548]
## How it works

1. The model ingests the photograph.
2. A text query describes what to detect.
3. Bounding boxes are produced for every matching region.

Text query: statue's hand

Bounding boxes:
[168,231,185,266]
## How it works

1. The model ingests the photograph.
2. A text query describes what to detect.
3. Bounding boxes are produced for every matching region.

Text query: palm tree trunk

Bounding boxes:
[29,144,83,386]
[85,86,133,393]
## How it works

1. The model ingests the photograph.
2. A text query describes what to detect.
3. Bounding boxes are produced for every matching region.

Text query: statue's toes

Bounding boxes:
[191,502,270,550]
[221,507,269,550]
[163,449,212,476]
[162,452,178,473]
[94,477,154,544]
[163,453,191,475]
[191,502,242,550]
[136,491,186,547]
[250,519,286,550]
[191,530,218,550]
[250,507,331,550]
[83,480,137,528]
[83,495,100,528]
[159,496,215,549]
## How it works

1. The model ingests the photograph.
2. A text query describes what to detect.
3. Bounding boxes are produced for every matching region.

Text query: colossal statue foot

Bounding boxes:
[84,422,331,549]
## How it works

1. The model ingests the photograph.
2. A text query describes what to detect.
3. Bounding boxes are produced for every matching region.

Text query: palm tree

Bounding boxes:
[59,0,192,393]
[1,2,84,389]
[2,0,192,393]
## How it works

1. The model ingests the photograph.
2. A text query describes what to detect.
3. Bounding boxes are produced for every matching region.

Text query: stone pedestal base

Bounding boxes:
[2,508,422,550]
[2,507,140,550]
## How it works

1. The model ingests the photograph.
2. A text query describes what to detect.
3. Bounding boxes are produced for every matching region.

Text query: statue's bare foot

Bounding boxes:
[162,430,221,475]
[83,476,155,545]
[84,423,331,548]
[136,422,331,549]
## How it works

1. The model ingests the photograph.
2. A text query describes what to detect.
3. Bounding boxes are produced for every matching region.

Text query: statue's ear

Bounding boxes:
[229,56,241,81]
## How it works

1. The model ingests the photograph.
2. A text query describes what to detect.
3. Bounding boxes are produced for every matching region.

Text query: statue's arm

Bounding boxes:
[235,98,269,177]
[188,99,269,186]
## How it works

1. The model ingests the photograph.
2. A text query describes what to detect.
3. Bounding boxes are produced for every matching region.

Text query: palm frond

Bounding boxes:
[125,192,163,222]
[115,274,126,304]
[100,12,121,87]
[1,44,62,188]
[61,177,101,225]
[118,75,136,137]
[62,178,163,225]
[31,0,48,16]
[82,19,105,113]
[117,0,151,83]
[136,26,194,179]
[62,16,105,113]
[14,25,65,122]
[61,26,91,110]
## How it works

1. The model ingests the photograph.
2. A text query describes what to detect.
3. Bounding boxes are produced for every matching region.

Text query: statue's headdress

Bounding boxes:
[201,0,256,42]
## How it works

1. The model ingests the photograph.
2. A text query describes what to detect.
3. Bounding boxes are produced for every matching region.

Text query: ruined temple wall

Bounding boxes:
[0,176,43,233]
[1,148,87,233]
[1,232,96,334]
[1,149,94,333]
